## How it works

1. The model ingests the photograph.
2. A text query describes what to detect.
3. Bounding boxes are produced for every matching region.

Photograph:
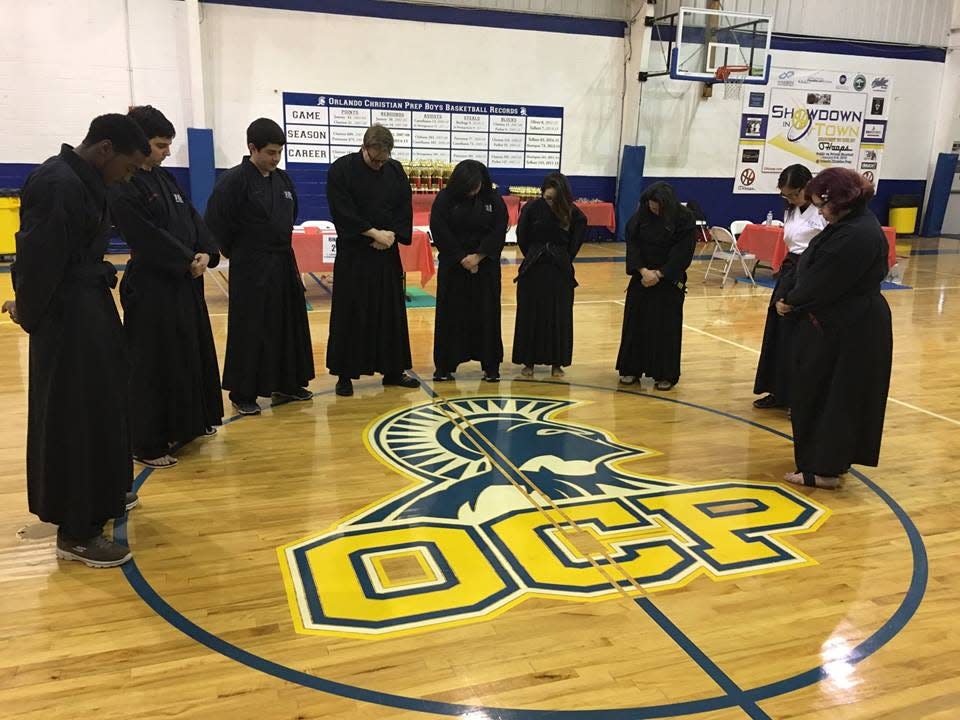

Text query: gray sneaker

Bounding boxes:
[126,492,140,511]
[56,534,132,568]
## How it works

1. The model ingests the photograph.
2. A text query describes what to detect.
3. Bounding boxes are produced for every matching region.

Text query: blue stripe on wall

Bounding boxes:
[635,176,927,231]
[1,161,924,234]
[0,162,193,200]
[202,0,626,38]
[771,33,946,63]
[0,163,37,191]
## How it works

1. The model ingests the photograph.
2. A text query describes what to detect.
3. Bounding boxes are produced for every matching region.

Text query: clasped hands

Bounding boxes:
[460,253,483,274]
[639,267,662,288]
[368,229,396,251]
[190,252,210,278]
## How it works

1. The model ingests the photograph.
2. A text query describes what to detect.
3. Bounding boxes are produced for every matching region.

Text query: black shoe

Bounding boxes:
[482,373,501,383]
[56,533,132,568]
[272,387,314,402]
[383,373,420,389]
[203,426,218,437]
[433,372,455,382]
[753,394,781,409]
[125,492,140,512]
[231,399,261,416]
[335,378,354,396]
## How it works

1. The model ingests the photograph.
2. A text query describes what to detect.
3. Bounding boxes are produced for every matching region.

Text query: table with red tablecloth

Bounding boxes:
[736,223,898,272]
[291,226,436,287]
[412,193,434,228]
[409,192,615,233]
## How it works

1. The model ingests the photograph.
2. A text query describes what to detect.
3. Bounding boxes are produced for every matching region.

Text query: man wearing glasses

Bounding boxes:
[325,124,419,396]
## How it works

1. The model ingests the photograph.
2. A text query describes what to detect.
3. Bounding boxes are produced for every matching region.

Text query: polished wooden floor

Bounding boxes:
[0,237,958,720]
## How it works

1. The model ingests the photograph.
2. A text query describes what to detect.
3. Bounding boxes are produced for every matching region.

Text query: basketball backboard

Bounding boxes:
[650,6,772,85]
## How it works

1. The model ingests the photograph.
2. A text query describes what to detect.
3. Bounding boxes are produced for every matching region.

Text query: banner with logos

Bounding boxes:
[733,68,891,194]
[282,92,563,170]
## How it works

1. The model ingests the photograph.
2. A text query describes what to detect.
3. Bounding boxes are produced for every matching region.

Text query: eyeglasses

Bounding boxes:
[364,146,392,164]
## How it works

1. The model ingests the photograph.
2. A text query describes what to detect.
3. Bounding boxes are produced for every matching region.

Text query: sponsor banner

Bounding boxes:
[734,69,891,193]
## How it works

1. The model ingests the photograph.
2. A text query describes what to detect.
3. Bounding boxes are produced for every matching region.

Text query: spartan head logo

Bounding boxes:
[354,396,676,525]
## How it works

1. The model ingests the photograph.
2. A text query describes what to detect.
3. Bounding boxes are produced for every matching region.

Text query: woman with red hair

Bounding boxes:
[775,168,892,489]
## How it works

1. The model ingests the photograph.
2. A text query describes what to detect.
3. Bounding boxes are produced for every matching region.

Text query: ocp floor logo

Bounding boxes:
[279,397,830,638]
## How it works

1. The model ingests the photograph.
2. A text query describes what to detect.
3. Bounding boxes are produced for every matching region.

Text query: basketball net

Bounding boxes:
[715,65,749,100]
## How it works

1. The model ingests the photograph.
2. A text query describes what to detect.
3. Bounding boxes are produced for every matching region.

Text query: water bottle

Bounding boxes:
[765,211,774,225]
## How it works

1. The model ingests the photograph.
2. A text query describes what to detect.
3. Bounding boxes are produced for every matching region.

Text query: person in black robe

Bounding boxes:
[5,115,148,567]
[753,164,825,411]
[616,182,696,390]
[204,118,315,415]
[109,106,223,469]
[430,160,508,382]
[325,124,419,396]
[778,168,892,490]
[512,172,586,378]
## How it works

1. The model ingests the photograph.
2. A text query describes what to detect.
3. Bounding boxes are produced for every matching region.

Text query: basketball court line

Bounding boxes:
[412,374,774,720]
[682,324,960,427]
[105,380,928,719]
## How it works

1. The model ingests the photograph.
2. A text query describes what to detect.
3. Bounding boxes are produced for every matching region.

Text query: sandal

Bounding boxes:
[783,471,840,489]
[134,456,179,470]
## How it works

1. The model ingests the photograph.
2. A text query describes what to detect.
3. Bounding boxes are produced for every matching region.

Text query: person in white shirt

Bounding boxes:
[753,164,827,410]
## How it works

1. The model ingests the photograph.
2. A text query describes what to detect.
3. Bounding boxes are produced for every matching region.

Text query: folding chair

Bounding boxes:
[703,226,756,286]
[730,219,752,237]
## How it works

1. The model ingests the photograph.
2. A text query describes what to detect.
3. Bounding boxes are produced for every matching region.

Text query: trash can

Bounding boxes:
[888,194,920,235]
[0,189,20,257]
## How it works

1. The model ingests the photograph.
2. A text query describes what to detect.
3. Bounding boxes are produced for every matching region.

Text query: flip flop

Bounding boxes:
[134,456,179,470]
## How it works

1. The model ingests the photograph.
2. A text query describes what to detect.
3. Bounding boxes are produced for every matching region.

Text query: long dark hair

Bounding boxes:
[638,182,681,226]
[778,164,813,210]
[446,159,492,199]
[541,172,574,228]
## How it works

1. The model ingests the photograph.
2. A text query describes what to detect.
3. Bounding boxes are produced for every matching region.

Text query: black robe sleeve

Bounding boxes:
[429,191,466,264]
[660,216,697,284]
[784,226,879,312]
[326,159,374,243]
[516,201,534,257]
[12,176,73,333]
[624,211,644,276]
[569,207,587,260]
[204,170,241,258]
[391,171,413,246]
[478,193,508,259]
[165,169,221,268]
[191,205,221,269]
[109,183,196,277]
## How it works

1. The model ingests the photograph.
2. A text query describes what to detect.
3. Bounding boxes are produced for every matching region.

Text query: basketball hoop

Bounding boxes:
[715,65,749,100]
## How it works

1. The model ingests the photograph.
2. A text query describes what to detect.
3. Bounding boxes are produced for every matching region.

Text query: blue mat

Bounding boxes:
[405,286,436,308]
[737,276,911,290]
